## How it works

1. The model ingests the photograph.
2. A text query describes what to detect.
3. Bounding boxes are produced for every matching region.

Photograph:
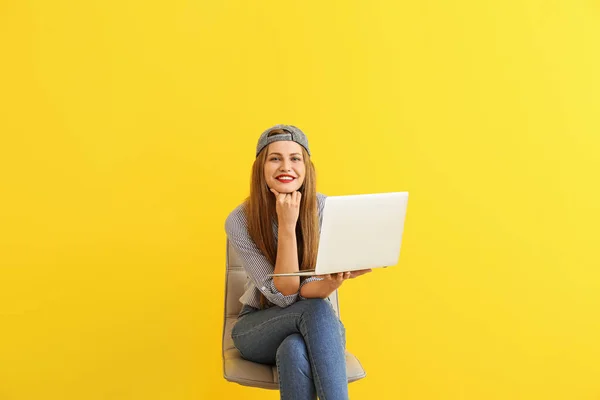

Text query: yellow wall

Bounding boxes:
[1,1,599,399]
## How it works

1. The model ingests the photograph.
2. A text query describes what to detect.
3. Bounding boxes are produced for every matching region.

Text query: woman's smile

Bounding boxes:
[275,174,296,183]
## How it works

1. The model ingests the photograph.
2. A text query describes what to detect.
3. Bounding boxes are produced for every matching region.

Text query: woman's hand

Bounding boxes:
[318,269,372,291]
[348,269,372,279]
[319,272,351,293]
[301,269,372,299]
[270,188,301,229]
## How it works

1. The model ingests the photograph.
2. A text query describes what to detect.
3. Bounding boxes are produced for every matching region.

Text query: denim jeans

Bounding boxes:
[231,298,348,400]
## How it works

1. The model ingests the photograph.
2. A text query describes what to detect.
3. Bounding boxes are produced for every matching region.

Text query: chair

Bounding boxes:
[222,240,367,389]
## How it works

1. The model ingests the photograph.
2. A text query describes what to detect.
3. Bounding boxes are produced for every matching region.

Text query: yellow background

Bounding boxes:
[1,1,599,399]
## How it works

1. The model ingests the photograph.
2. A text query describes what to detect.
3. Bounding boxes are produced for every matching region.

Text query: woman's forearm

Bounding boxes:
[272,224,301,295]
[299,279,334,299]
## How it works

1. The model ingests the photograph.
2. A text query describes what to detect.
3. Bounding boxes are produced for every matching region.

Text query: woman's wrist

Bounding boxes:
[300,279,336,299]
[278,221,297,234]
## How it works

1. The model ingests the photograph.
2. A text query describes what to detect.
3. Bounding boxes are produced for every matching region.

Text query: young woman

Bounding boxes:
[225,124,371,400]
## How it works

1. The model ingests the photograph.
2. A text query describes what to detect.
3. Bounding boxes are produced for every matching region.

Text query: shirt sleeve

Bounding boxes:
[225,208,298,308]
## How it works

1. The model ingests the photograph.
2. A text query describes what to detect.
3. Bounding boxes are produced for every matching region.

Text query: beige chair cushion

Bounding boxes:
[222,240,366,389]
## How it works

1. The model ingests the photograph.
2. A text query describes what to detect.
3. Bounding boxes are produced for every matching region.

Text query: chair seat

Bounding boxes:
[223,317,367,389]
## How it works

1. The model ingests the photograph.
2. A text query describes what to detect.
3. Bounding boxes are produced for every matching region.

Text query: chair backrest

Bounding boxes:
[225,240,340,319]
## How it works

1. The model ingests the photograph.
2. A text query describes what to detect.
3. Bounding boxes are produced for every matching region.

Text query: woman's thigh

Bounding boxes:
[231,299,345,365]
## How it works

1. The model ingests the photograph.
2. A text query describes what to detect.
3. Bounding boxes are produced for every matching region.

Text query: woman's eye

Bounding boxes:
[292,157,301,161]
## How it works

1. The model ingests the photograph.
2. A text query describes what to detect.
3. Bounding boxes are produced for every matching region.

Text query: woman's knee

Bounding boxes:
[298,299,345,344]
[276,334,309,364]
[301,298,337,320]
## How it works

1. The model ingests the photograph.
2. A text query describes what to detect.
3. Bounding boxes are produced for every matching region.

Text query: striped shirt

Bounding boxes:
[225,193,327,309]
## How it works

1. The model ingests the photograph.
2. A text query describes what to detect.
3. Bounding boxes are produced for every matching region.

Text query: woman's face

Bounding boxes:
[263,141,306,194]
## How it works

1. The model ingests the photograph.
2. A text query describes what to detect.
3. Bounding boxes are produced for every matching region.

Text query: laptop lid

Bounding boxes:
[314,192,409,274]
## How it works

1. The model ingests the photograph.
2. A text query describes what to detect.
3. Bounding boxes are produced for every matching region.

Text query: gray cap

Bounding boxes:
[256,124,311,157]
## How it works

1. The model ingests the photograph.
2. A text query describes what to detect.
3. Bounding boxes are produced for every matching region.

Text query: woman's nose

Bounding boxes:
[280,161,291,171]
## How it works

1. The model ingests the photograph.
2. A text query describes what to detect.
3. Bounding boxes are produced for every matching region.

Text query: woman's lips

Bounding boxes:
[276,176,295,183]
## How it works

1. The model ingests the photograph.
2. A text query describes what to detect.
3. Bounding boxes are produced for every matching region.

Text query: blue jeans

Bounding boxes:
[231,298,348,400]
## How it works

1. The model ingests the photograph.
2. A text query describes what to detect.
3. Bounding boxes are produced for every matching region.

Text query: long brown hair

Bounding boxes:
[244,129,319,308]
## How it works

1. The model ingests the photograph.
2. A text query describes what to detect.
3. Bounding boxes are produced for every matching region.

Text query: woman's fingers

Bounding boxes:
[288,194,297,204]
[287,191,300,206]
[349,269,372,278]
[270,189,301,205]
[270,188,287,203]
[319,270,372,281]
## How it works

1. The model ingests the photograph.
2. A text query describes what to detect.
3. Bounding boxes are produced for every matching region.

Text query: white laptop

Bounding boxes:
[268,191,409,277]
